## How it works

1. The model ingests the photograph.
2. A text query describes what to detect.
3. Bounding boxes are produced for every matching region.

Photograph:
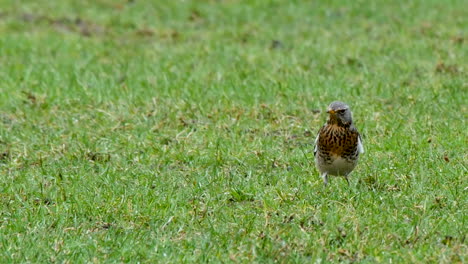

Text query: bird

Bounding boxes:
[314,101,364,185]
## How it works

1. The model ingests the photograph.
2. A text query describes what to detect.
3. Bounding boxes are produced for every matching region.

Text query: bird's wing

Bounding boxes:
[357,133,364,154]
[314,125,325,157]
[313,133,319,157]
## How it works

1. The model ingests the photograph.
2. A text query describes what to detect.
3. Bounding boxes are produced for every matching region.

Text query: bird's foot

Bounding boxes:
[322,173,328,186]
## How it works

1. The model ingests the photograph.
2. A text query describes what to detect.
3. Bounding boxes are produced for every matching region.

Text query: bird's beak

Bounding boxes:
[327,109,335,114]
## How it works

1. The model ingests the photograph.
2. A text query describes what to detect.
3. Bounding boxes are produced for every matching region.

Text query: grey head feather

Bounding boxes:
[327,101,353,126]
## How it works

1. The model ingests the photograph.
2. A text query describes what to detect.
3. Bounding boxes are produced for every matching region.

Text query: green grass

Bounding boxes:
[0,0,466,262]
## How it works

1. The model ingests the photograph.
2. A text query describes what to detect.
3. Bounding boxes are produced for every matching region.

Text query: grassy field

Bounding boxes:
[0,0,466,262]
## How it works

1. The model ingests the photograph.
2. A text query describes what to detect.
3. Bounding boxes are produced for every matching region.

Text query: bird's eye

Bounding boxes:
[337,109,346,114]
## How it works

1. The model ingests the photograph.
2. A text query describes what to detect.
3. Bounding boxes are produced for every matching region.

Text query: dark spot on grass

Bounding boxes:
[34,197,54,206]
[189,9,203,22]
[344,57,363,68]
[386,184,401,192]
[86,152,111,162]
[242,128,259,136]
[22,91,37,104]
[100,222,112,229]
[401,79,413,87]
[270,40,283,49]
[451,35,464,45]
[431,196,447,209]
[49,221,58,229]
[20,13,106,37]
[282,214,294,223]
[441,235,454,246]
[361,175,376,185]
[90,222,113,232]
[435,62,459,74]
[0,114,14,125]
[0,150,10,162]
[328,228,347,247]
[359,175,387,191]
[20,13,42,23]
[403,226,420,247]
[160,30,180,40]
[43,198,54,205]
[443,155,450,162]
[135,28,155,37]
[145,110,156,117]
[419,22,433,35]
[271,158,280,169]
[22,91,48,109]
[299,216,324,231]
[178,117,198,127]
[336,248,361,263]
[160,137,173,145]
[258,231,266,239]
[117,75,127,84]
[74,17,105,37]
[179,117,189,127]
[239,32,251,44]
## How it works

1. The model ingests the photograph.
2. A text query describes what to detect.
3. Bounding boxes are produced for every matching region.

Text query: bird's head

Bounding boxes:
[326,101,353,126]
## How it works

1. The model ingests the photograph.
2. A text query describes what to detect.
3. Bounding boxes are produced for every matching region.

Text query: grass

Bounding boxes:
[0,0,466,262]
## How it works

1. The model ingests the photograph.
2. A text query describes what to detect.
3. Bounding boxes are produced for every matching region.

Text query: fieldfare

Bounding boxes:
[314,101,364,185]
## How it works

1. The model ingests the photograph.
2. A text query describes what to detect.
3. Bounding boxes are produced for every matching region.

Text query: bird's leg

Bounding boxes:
[345,176,350,186]
[322,173,328,186]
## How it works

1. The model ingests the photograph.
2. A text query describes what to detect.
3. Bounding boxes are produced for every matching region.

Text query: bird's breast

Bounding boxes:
[319,124,359,157]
